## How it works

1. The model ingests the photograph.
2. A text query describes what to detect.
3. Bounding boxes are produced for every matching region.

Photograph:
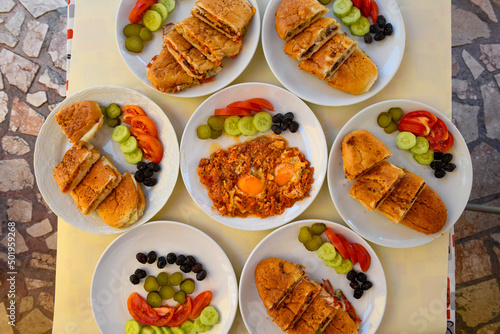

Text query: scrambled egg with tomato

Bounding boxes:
[197,135,314,218]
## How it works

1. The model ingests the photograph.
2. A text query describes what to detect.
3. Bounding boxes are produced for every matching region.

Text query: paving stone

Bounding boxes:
[26,219,53,238]
[471,0,498,23]
[456,238,491,284]
[48,16,67,71]
[1,228,28,253]
[9,97,45,136]
[0,49,39,93]
[0,0,15,13]
[6,198,32,223]
[480,44,500,72]
[45,232,57,250]
[22,19,49,58]
[18,0,67,18]
[469,143,500,200]
[0,91,8,123]
[477,322,500,334]
[462,49,485,79]
[452,55,460,77]
[37,292,54,313]
[0,303,15,334]
[16,308,53,334]
[38,66,66,97]
[451,101,479,142]
[19,295,34,313]
[0,159,34,192]
[456,279,500,327]
[452,79,477,99]
[25,278,53,290]
[451,5,490,46]
[2,135,31,156]
[26,91,47,107]
[0,251,21,266]
[493,233,500,243]
[0,72,3,89]
[36,192,52,215]
[495,74,500,89]
[480,81,500,140]
[0,31,18,47]
[5,11,24,36]
[30,252,56,270]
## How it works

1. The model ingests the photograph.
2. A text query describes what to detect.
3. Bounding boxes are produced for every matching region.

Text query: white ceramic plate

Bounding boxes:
[91,221,239,333]
[262,0,405,106]
[115,0,260,97]
[239,219,387,334]
[328,99,473,248]
[34,86,179,234]
[179,82,328,231]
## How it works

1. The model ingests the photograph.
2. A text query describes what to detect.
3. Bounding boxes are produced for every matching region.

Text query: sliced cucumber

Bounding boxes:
[158,0,176,13]
[124,148,143,164]
[200,306,219,326]
[169,327,185,334]
[409,136,430,155]
[253,112,272,133]
[317,242,337,262]
[120,136,138,153]
[143,10,163,32]
[333,0,353,17]
[413,150,434,165]
[238,116,257,136]
[223,115,241,136]
[141,327,156,334]
[161,327,173,334]
[349,16,370,36]
[112,125,130,143]
[396,131,417,150]
[151,3,168,22]
[180,320,196,334]
[124,319,142,334]
[150,326,163,334]
[325,252,343,268]
[194,317,210,333]
[334,258,353,274]
[341,7,361,26]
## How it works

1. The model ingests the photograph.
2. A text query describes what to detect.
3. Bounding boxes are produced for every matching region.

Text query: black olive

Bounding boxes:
[272,113,283,123]
[370,24,380,34]
[147,162,161,172]
[433,152,444,160]
[180,264,192,273]
[289,121,299,133]
[135,269,147,279]
[192,263,203,273]
[356,272,367,282]
[271,124,282,135]
[374,31,386,41]
[147,251,157,264]
[430,161,445,170]
[130,274,140,285]
[143,178,157,187]
[166,252,177,264]
[143,169,154,178]
[176,254,186,265]
[134,170,144,183]
[157,256,167,269]
[364,33,373,44]
[347,270,357,281]
[361,281,373,290]
[196,270,207,281]
[377,15,387,27]
[283,112,294,122]
[434,169,446,178]
[442,153,453,163]
[350,281,360,290]
[281,119,291,131]
[384,23,393,36]
[137,161,148,171]
[444,163,456,172]
[353,288,364,299]
[136,252,147,264]
[186,256,197,265]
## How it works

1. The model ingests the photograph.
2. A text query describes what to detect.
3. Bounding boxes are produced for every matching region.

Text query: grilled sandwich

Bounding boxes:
[54,101,103,143]
[275,0,328,41]
[287,288,337,334]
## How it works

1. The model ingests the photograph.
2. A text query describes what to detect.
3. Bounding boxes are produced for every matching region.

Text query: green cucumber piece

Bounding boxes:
[325,252,343,268]
[409,136,430,155]
[112,125,130,143]
[120,136,138,153]
[334,258,353,274]
[317,242,337,262]
[161,327,172,334]
[143,10,163,32]
[158,0,176,13]
[180,320,196,334]
[151,3,168,22]
[169,327,185,334]
[124,148,143,164]
[349,16,370,36]
[334,0,353,17]
[124,319,142,334]
[341,6,361,26]
[396,131,417,150]
[150,326,163,334]
[223,115,242,136]
[253,112,272,133]
[141,327,156,334]
[238,116,257,136]
[193,318,210,333]
[200,306,219,326]
[413,150,434,165]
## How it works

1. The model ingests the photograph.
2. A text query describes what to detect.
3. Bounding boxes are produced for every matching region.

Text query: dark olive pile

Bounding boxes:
[430,152,456,178]
[271,112,299,135]
[364,15,393,44]
[346,269,373,299]
[134,161,160,187]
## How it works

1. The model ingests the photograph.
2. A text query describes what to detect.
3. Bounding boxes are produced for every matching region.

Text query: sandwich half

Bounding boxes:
[275,0,328,41]
[175,16,242,64]
[164,29,222,80]
[349,160,405,211]
[284,17,341,61]
[299,32,357,81]
[70,156,122,215]
[53,141,100,194]
[328,47,378,95]
[55,101,104,143]
[287,288,337,334]
[191,0,256,42]
[341,129,392,181]
[323,308,359,334]
[97,172,146,228]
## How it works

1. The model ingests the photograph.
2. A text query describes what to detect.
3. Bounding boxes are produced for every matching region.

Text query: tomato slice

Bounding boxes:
[337,234,358,265]
[127,292,160,325]
[398,110,438,136]
[150,306,175,326]
[189,291,213,320]
[129,0,157,23]
[361,0,372,17]
[122,105,147,124]
[352,243,371,272]
[166,296,192,328]
[131,115,158,138]
[426,118,449,144]
[429,131,454,153]
[136,134,163,164]
[324,228,350,260]
[214,107,252,116]
[369,0,379,24]
[244,98,274,111]
[351,0,362,8]
[226,101,261,112]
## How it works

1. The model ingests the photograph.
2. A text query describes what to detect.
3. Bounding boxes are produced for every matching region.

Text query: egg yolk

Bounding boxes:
[237,175,265,195]
[275,163,294,186]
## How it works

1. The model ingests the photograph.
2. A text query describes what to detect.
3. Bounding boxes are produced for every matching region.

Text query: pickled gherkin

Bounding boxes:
[310,223,326,235]
[304,235,323,251]
[388,107,404,122]
[377,112,392,128]
[298,226,313,243]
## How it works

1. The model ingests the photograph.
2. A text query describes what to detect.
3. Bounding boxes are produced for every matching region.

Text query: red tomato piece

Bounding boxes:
[361,0,372,17]
[426,118,449,144]
[324,228,350,260]
[352,0,362,8]
[136,134,164,164]
[226,101,262,112]
[129,0,157,23]
[131,115,158,138]
[127,293,160,325]
[369,0,379,24]
[430,131,454,153]
[352,243,371,272]
[398,110,438,136]
[150,306,175,326]
[337,234,358,265]
[214,107,252,116]
[244,98,274,111]
[166,296,192,328]
[122,105,147,125]
[189,291,213,320]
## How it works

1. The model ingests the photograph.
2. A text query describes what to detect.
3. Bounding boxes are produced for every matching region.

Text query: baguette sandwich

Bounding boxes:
[54,101,103,144]
[275,0,328,41]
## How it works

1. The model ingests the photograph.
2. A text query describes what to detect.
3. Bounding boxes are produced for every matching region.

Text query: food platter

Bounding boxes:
[179,82,328,231]
[91,220,239,333]
[115,0,260,97]
[328,99,473,248]
[262,0,405,106]
[34,85,179,234]
[239,219,387,334]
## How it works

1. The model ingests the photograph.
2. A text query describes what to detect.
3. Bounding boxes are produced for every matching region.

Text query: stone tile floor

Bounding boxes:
[0,0,499,333]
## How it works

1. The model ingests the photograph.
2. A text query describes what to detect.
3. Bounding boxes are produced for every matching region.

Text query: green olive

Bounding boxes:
[159,285,176,300]
[147,291,162,307]
[174,290,186,304]
[156,272,169,286]
[144,276,159,292]
[123,23,144,37]
[125,36,144,53]
[169,272,183,286]
[180,279,195,294]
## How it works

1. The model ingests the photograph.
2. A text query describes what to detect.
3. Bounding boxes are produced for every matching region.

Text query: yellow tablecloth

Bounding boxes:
[53,0,451,333]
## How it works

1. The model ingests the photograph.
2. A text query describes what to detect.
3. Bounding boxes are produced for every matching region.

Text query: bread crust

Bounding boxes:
[275,0,328,41]
[323,308,359,334]
[55,101,103,143]
[400,185,447,234]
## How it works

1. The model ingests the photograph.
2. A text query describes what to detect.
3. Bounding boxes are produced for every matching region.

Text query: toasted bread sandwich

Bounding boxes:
[70,156,122,215]
[191,0,256,42]
[328,47,378,95]
[341,129,392,181]
[175,16,242,64]
[287,288,337,334]
[53,141,100,194]
[323,307,359,334]
[299,32,357,81]
[349,160,405,211]
[275,0,328,41]
[55,101,104,143]
[97,172,146,228]
[284,17,340,61]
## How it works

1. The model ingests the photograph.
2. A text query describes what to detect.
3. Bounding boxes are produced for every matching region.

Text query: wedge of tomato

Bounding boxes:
[325,228,350,260]
[189,291,213,320]
[127,292,160,325]
[337,234,358,265]
[214,107,252,116]
[352,0,362,8]
[245,98,274,111]
[131,115,158,138]
[369,0,379,24]
[426,118,449,144]
[166,296,192,328]
[136,134,163,164]
[129,0,157,23]
[122,105,147,124]
[150,306,175,327]
[430,131,454,153]
[226,101,262,112]
[398,110,438,136]
[361,0,372,17]
[352,243,371,272]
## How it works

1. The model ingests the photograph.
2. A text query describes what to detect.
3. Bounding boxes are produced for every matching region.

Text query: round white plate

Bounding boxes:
[239,219,387,334]
[115,0,260,97]
[91,221,239,333]
[262,0,405,106]
[328,99,473,248]
[179,82,328,231]
[34,85,179,234]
